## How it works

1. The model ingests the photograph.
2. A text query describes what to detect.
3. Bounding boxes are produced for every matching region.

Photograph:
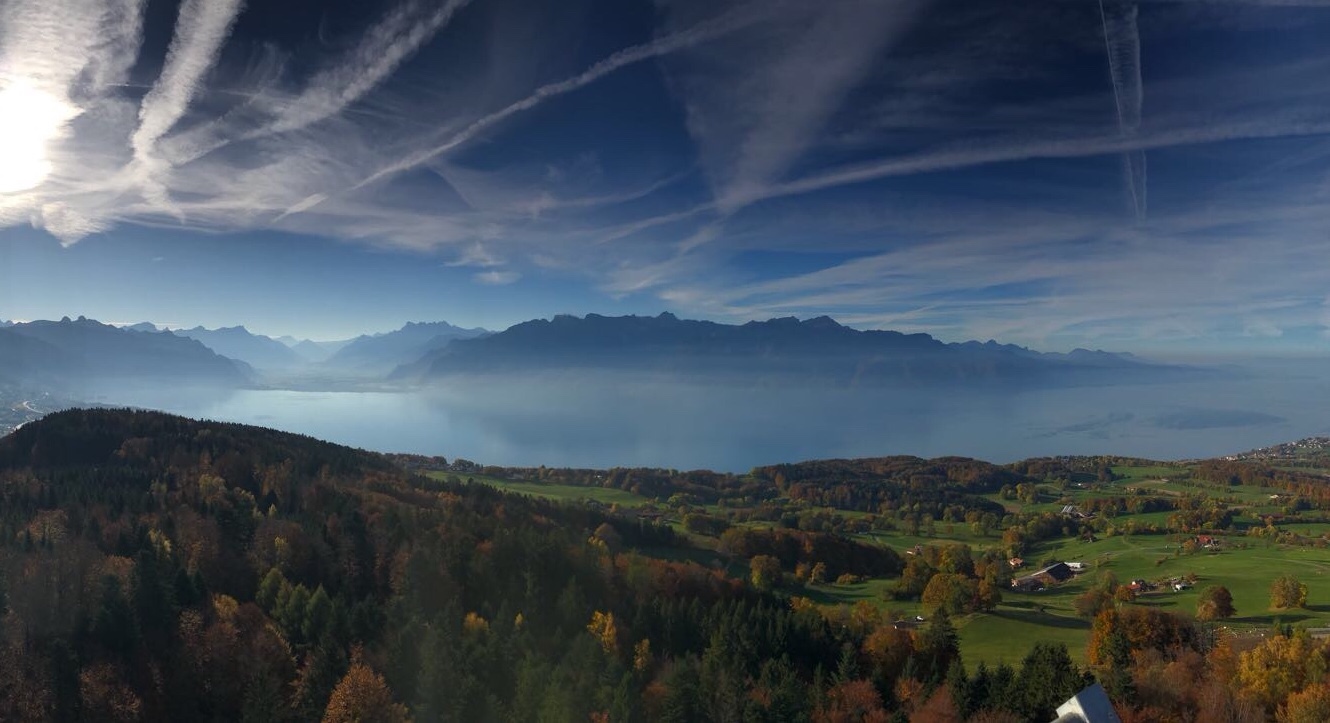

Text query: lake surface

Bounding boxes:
[82,361,1330,471]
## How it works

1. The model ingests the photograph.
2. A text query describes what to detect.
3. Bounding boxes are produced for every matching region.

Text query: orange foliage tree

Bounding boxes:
[322,662,411,723]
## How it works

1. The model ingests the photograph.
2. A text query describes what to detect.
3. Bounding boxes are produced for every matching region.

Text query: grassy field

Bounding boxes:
[426,472,655,507]
[432,465,1330,669]
[953,533,1330,666]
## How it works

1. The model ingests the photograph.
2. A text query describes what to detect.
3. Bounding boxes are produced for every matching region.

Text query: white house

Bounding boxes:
[1067,561,1087,572]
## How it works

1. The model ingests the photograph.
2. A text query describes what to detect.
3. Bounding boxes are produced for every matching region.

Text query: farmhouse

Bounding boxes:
[1067,561,1087,572]
[1034,562,1074,584]
[1060,504,1087,518]
[1012,561,1074,591]
[1011,576,1044,592]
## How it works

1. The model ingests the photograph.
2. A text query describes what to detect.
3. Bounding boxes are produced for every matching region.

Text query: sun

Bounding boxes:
[0,80,79,194]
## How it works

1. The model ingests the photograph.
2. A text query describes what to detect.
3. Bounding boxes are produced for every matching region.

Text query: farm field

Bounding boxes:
[425,455,1330,669]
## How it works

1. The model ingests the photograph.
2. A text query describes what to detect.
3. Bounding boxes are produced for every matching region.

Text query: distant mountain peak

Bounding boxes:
[322,319,490,374]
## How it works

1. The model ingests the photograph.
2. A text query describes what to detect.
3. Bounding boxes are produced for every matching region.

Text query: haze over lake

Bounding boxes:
[84,359,1330,470]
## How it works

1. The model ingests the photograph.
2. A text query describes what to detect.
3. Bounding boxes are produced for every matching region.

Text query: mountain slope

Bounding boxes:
[398,312,1182,387]
[1,317,251,387]
[324,320,489,374]
[173,325,308,370]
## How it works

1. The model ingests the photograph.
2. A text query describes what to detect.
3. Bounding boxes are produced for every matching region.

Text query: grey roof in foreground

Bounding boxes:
[1051,683,1121,723]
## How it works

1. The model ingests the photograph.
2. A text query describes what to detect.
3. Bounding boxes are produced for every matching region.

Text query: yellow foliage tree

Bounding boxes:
[588,610,618,655]
[633,639,652,672]
[1279,682,1330,723]
[1237,631,1330,712]
[322,663,411,723]
[462,612,489,635]
[1271,575,1309,610]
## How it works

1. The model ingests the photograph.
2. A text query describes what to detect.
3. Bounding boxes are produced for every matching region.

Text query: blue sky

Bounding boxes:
[1,0,1329,349]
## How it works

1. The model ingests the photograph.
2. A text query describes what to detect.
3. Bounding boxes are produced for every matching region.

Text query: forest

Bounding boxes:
[3,409,1330,721]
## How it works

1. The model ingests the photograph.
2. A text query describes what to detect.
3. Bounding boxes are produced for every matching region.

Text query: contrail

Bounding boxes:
[267,0,474,135]
[84,0,148,95]
[350,2,772,191]
[131,0,245,163]
[761,115,1330,204]
[168,0,474,165]
[1098,0,1147,221]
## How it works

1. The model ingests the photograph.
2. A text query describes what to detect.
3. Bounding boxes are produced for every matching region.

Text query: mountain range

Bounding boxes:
[396,312,1189,387]
[0,312,1201,393]
[172,325,309,369]
[0,317,251,388]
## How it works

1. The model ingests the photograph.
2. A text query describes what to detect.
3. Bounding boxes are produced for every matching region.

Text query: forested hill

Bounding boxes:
[0,408,1046,722]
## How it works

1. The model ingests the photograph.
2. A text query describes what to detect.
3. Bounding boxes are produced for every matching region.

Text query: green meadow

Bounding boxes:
[432,462,1330,668]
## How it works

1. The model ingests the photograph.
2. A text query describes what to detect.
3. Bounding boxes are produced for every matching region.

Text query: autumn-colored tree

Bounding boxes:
[966,711,1023,723]
[1271,575,1309,610]
[633,639,652,673]
[588,610,618,655]
[322,662,411,723]
[861,625,913,691]
[908,685,962,723]
[1074,588,1113,618]
[78,663,142,723]
[975,576,1002,612]
[809,561,828,585]
[921,573,977,616]
[749,555,782,591]
[1279,681,1330,723]
[590,522,622,554]
[1196,585,1236,621]
[1237,630,1330,711]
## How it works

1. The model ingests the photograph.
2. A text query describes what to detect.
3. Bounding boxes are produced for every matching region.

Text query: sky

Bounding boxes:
[1,0,1329,349]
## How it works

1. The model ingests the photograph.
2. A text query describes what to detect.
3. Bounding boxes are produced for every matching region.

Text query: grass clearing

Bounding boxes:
[427,471,656,507]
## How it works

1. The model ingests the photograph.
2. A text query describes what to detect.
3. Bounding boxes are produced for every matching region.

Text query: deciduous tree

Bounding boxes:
[1197,585,1236,621]
[1271,575,1309,610]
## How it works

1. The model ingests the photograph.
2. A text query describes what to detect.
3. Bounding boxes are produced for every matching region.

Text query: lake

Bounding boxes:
[81,361,1330,471]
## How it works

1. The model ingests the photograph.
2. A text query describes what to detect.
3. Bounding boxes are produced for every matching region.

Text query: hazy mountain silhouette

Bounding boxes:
[397,312,1192,387]
[0,317,251,388]
[324,321,489,374]
[172,325,307,370]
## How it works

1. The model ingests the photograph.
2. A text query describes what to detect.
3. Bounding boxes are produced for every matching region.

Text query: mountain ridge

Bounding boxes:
[0,317,252,388]
[323,320,491,374]
[396,311,1180,387]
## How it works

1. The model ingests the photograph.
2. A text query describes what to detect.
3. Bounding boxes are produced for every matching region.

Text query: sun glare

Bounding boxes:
[0,80,79,194]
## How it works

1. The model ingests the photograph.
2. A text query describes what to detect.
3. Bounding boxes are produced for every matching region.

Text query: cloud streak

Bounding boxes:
[130,0,244,164]
[165,0,474,167]
[352,1,774,189]
[1098,0,1147,221]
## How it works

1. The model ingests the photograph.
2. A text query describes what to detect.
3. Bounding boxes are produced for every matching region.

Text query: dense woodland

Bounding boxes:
[4,410,1330,721]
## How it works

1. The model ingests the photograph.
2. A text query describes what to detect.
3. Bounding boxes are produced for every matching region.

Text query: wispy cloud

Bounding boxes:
[350,1,775,189]
[1,0,1329,351]
[474,269,521,285]
[1098,0,1147,221]
[130,0,244,165]
[164,0,474,167]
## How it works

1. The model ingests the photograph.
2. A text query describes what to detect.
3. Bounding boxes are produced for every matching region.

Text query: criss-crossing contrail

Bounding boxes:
[1098,0,1147,222]
[131,0,245,164]
[349,2,773,192]
[166,0,474,166]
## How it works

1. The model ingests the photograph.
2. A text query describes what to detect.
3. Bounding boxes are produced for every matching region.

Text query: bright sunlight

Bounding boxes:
[0,80,78,194]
